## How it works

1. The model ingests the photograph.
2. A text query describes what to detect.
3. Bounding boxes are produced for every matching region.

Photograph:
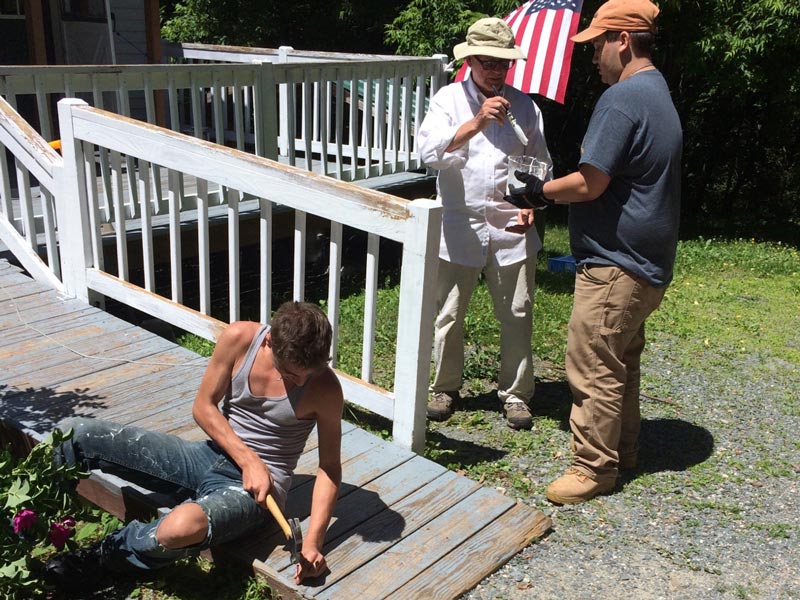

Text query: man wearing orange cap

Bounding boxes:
[506,0,682,503]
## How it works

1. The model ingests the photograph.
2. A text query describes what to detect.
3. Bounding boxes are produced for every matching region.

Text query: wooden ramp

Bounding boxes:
[0,258,551,600]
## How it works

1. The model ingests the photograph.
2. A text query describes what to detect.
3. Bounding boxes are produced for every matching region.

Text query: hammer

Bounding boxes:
[265,494,303,564]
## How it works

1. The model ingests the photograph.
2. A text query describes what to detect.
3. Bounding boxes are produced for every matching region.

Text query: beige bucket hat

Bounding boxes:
[453,17,526,61]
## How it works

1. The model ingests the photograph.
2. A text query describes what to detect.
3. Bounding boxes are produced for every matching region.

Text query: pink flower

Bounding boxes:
[49,517,76,549]
[12,509,38,534]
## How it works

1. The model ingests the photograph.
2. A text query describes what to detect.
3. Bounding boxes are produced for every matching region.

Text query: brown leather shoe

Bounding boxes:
[545,467,615,504]
[503,401,533,430]
[426,391,459,421]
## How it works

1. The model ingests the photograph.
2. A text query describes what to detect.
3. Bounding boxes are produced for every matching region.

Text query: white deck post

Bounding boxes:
[55,99,94,302]
[253,61,279,160]
[391,198,442,452]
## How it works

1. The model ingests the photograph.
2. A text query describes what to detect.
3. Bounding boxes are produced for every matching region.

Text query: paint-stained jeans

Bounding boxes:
[57,417,271,572]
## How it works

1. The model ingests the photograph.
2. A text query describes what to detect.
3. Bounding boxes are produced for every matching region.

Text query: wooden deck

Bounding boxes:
[0,257,551,600]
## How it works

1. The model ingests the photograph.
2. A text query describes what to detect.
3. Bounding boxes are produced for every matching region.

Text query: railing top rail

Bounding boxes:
[0,95,60,183]
[65,101,414,239]
[164,41,438,64]
[0,63,260,77]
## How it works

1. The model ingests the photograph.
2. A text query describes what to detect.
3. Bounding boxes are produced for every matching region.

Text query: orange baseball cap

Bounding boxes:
[571,0,660,43]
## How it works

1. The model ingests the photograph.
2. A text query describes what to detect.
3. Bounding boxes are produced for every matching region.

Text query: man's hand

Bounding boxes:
[475,96,510,130]
[505,208,535,234]
[503,170,553,210]
[241,459,273,506]
[294,547,327,584]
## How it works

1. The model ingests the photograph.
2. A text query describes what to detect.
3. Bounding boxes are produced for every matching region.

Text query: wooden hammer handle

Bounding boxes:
[265,494,293,540]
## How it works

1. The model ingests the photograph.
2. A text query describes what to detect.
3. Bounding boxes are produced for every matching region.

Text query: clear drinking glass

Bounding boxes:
[507,155,548,194]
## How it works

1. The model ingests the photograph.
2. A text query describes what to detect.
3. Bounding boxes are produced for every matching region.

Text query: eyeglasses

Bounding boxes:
[472,56,513,71]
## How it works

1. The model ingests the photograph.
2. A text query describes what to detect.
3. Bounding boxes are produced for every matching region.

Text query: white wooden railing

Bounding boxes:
[0,54,447,233]
[0,95,442,452]
[0,97,63,291]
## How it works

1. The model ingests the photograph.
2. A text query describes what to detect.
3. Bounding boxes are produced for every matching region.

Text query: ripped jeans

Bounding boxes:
[57,417,271,572]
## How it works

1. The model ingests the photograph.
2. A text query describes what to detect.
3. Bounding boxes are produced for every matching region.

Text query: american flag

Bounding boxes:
[455,0,584,104]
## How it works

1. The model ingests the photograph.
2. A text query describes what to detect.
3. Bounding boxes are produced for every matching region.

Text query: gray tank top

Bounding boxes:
[222,324,316,509]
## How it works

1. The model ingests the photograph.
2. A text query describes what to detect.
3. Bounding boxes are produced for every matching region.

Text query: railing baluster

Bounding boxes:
[363,68,374,178]
[327,221,343,367]
[196,177,210,315]
[318,71,329,176]
[109,150,128,280]
[361,232,379,383]
[82,142,103,269]
[348,66,358,181]
[233,73,245,151]
[389,66,401,173]
[167,77,187,208]
[212,73,224,146]
[14,159,35,249]
[413,73,426,160]
[91,74,113,223]
[117,76,139,210]
[259,197,273,323]
[40,186,60,279]
[402,71,413,171]
[293,209,306,301]
[286,79,297,167]
[144,75,165,216]
[334,71,344,179]
[376,74,387,176]
[227,186,240,322]
[138,159,155,292]
[303,71,313,171]
[0,141,12,221]
[168,169,182,304]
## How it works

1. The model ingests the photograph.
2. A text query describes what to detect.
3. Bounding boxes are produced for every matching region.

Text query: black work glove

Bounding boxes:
[503,170,553,210]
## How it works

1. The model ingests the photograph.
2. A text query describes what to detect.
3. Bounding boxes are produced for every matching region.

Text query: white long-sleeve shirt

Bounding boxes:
[418,77,552,268]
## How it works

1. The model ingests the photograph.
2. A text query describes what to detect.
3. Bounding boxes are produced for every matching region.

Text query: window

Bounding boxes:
[60,0,107,21]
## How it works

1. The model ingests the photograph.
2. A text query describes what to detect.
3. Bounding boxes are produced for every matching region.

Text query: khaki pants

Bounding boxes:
[431,256,536,403]
[566,264,666,480]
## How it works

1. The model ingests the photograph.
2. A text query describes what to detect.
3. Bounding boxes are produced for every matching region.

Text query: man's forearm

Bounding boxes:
[304,467,341,550]
[445,117,483,152]
[543,165,611,204]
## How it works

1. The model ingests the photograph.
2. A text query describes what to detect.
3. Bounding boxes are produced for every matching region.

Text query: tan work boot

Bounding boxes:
[503,401,533,430]
[426,391,459,421]
[545,467,615,504]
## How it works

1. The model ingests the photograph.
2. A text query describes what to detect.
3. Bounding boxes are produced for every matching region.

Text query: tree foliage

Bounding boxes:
[385,0,800,240]
[160,0,800,239]
[161,0,405,53]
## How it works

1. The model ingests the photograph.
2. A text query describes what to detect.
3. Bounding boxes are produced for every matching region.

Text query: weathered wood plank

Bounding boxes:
[0,318,141,373]
[0,289,73,317]
[291,470,481,597]
[397,503,552,600]
[316,486,515,600]
[266,453,443,576]
[0,301,98,339]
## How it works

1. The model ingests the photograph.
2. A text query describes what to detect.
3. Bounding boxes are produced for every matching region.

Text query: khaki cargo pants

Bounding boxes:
[566,264,666,481]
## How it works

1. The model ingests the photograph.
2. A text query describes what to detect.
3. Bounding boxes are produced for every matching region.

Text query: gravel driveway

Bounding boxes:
[446,342,800,600]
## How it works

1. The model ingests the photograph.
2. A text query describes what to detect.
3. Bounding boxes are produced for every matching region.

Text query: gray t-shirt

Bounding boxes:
[571,70,682,287]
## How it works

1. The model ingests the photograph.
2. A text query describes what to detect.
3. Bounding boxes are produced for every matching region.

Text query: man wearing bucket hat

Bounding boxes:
[418,17,553,430]
[505,0,682,503]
